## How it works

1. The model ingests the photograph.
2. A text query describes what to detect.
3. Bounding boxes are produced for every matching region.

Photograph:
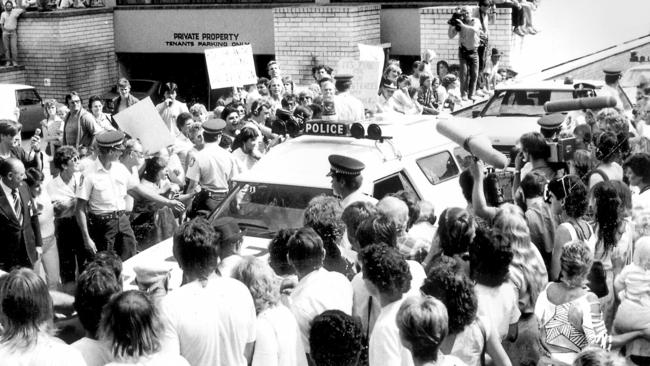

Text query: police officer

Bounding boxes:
[327,154,377,208]
[333,74,365,122]
[76,130,184,260]
[186,118,237,218]
[601,68,625,111]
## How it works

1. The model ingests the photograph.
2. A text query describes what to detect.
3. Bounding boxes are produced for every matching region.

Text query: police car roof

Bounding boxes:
[235,115,455,189]
[495,79,605,91]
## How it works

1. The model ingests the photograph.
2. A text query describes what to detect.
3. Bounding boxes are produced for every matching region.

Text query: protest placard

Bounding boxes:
[336,58,383,110]
[358,43,385,64]
[113,97,175,154]
[204,45,258,89]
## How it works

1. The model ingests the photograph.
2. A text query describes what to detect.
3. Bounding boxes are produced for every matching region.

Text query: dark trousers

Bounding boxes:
[0,236,31,273]
[188,190,226,219]
[55,216,91,283]
[459,46,479,99]
[88,213,137,261]
[477,42,488,89]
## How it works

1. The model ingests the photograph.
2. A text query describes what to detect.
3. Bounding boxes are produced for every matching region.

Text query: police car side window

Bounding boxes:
[373,172,418,201]
[416,151,460,185]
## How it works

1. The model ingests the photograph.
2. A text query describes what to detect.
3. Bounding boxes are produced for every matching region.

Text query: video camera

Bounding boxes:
[447,10,464,30]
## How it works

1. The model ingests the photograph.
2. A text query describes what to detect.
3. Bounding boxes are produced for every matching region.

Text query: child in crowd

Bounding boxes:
[613,236,650,334]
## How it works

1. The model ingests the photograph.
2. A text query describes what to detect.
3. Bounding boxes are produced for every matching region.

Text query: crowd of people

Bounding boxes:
[0,10,650,364]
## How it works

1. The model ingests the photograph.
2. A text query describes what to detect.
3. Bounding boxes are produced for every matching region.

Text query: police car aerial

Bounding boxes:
[121,115,470,288]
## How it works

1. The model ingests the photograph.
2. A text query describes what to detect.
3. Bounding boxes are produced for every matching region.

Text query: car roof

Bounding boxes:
[495,79,605,91]
[0,83,36,90]
[235,115,456,189]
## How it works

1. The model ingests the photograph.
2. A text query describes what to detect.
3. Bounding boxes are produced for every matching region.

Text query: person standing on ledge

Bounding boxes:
[0,1,24,67]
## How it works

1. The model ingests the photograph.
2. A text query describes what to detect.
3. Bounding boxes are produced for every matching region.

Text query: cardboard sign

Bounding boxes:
[336,58,383,111]
[358,43,385,64]
[204,44,258,89]
[113,97,175,154]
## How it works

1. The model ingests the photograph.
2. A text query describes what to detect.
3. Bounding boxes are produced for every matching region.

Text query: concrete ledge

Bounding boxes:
[22,7,112,18]
[0,66,27,84]
[273,4,381,13]
[0,65,26,73]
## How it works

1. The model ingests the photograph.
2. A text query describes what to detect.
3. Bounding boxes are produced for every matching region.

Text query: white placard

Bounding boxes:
[113,97,175,154]
[358,43,385,64]
[204,45,258,89]
[336,58,383,111]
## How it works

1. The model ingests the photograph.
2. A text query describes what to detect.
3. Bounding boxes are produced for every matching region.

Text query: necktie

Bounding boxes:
[12,189,22,224]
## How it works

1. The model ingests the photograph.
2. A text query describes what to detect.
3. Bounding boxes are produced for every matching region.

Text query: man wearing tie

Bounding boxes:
[0,158,41,271]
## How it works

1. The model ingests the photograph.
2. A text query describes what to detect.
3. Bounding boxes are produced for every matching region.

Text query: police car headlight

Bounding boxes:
[350,123,365,139]
[367,124,383,140]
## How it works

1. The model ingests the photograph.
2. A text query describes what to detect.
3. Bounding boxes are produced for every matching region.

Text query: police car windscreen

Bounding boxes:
[483,90,574,117]
[211,183,331,238]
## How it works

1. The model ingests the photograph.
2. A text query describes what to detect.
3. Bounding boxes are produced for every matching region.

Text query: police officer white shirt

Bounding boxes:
[334,92,365,122]
[186,141,237,193]
[341,189,378,209]
[77,159,138,213]
[600,84,624,111]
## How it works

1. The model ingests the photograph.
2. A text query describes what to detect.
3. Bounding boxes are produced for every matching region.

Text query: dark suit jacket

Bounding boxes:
[0,183,42,271]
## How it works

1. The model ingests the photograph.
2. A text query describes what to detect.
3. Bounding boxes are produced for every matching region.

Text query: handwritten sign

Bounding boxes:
[113,97,175,154]
[204,45,258,89]
[358,43,385,64]
[336,58,383,111]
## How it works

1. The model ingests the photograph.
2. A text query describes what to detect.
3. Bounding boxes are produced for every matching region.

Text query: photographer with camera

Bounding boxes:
[512,131,555,195]
[448,6,482,101]
[156,82,189,138]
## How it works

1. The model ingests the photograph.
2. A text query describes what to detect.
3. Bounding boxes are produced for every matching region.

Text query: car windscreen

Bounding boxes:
[210,183,332,238]
[482,90,574,117]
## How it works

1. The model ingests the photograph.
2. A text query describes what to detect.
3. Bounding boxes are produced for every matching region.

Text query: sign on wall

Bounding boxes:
[204,45,258,89]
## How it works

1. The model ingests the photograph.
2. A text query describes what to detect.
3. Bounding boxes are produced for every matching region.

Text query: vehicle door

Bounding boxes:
[16,88,43,133]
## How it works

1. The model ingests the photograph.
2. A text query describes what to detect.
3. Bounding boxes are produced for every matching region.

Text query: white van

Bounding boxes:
[0,84,43,133]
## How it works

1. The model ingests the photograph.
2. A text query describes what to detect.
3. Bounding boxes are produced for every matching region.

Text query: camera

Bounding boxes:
[448,11,463,30]
[538,115,576,163]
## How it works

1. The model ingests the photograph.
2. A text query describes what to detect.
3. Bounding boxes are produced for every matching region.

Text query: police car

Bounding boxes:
[463,79,633,160]
[121,115,469,289]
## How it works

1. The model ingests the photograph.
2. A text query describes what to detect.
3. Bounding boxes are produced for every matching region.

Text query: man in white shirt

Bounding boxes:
[155,82,189,137]
[361,244,414,366]
[333,74,365,122]
[287,227,353,355]
[159,218,256,366]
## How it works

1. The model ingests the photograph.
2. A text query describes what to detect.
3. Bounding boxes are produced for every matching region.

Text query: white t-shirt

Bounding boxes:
[369,296,414,366]
[0,334,87,366]
[34,189,55,238]
[76,160,138,213]
[71,337,112,366]
[159,275,257,366]
[288,267,353,353]
[252,305,308,366]
[105,352,190,366]
[352,260,426,336]
[475,282,521,341]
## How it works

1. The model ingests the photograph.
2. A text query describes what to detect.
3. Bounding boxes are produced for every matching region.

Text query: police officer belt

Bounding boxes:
[201,189,227,199]
[89,210,128,220]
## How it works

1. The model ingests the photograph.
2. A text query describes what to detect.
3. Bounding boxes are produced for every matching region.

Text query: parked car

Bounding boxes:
[0,84,43,134]
[464,79,633,161]
[620,64,650,105]
[101,79,163,113]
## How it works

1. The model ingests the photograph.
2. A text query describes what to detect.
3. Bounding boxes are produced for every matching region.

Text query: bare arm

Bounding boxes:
[486,321,512,366]
[244,341,255,365]
[469,159,498,221]
[75,199,97,254]
[550,225,572,281]
[128,184,185,212]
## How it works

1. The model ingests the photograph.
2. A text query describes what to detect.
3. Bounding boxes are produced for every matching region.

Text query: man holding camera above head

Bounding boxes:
[448,6,482,101]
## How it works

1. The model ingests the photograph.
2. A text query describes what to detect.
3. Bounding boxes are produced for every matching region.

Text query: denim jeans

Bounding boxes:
[459,46,479,99]
[2,30,17,63]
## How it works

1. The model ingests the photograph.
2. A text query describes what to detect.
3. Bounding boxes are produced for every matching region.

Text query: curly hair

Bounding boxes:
[53,145,79,171]
[268,228,297,276]
[592,181,624,254]
[595,131,619,163]
[560,240,593,287]
[359,244,412,296]
[420,259,477,335]
[355,214,397,249]
[436,207,475,257]
[396,295,448,362]
[303,195,345,261]
[470,228,513,287]
[310,310,364,366]
[232,256,280,314]
[547,175,588,218]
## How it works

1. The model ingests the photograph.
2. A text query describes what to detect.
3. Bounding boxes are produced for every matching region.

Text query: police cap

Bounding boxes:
[327,154,365,177]
[381,78,397,90]
[574,82,596,90]
[537,113,565,130]
[603,68,622,77]
[133,262,172,285]
[334,74,354,82]
[96,130,125,149]
[202,118,226,134]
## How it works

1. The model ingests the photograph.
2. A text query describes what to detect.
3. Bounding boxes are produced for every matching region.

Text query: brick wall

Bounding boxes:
[273,4,381,86]
[420,6,514,68]
[18,8,118,101]
[0,67,26,84]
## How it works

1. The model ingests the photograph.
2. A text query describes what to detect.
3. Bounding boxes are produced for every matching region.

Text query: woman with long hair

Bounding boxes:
[0,268,86,365]
[591,181,635,330]
[422,207,476,276]
[548,175,592,281]
[100,290,190,365]
[588,132,624,189]
[232,257,307,366]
